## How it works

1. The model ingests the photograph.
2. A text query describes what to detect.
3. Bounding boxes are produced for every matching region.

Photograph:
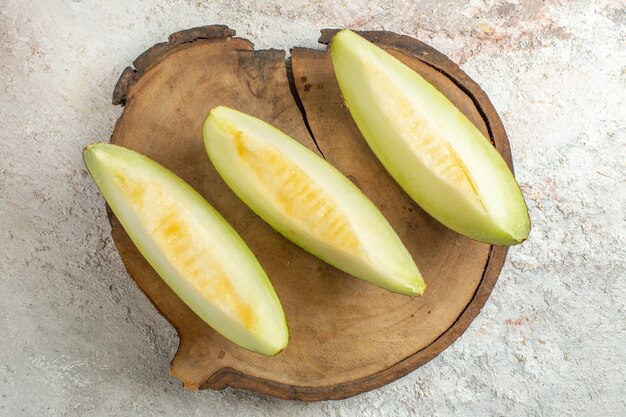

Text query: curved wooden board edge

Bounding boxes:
[190,247,505,402]
[112,25,253,106]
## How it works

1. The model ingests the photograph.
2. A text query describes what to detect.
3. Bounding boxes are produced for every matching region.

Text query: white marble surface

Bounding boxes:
[1,0,625,415]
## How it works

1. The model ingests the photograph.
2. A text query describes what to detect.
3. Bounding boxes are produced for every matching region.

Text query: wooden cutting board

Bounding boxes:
[108,25,510,401]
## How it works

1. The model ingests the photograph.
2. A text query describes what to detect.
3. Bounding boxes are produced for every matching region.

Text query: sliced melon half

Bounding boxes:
[330,29,530,245]
[203,106,425,296]
[83,143,288,356]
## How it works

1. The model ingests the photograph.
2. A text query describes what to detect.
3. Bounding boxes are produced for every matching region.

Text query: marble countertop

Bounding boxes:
[1,0,624,415]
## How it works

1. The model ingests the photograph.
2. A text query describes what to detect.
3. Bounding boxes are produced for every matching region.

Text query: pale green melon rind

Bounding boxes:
[83,143,288,356]
[202,106,425,296]
[330,29,530,246]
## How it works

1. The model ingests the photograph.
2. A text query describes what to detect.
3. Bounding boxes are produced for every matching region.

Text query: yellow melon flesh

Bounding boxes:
[203,107,425,296]
[331,29,530,245]
[112,174,255,330]
[374,69,484,211]
[232,132,362,257]
[83,143,288,355]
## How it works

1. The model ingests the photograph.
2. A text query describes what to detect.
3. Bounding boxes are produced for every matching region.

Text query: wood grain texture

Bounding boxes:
[108,25,510,401]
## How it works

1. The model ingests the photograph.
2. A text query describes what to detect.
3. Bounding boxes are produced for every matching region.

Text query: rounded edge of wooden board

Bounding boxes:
[109,25,510,401]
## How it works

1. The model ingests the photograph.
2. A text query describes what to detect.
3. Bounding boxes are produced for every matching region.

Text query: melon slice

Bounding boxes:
[203,106,425,296]
[83,143,288,356]
[330,29,530,245]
